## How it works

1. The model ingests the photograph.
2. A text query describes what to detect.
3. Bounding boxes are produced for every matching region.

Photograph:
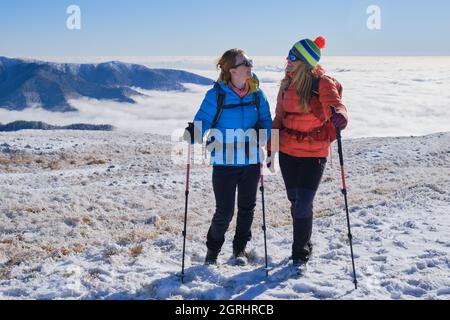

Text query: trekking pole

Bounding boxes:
[259,145,269,277]
[180,141,192,283]
[332,107,358,289]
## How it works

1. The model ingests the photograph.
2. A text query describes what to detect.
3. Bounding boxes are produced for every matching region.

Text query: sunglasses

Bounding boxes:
[288,51,299,62]
[233,58,253,68]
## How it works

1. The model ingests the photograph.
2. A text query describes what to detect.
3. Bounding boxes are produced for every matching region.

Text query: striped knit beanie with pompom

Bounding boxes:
[290,36,326,68]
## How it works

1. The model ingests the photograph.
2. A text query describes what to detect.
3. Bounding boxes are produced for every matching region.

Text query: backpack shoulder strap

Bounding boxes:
[253,91,261,130]
[253,91,260,111]
[211,82,226,129]
[312,77,320,97]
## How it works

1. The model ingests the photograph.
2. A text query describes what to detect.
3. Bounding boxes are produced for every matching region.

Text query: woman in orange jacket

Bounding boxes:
[267,36,348,271]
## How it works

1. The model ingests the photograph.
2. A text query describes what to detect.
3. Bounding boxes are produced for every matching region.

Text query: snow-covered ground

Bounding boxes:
[1,130,449,300]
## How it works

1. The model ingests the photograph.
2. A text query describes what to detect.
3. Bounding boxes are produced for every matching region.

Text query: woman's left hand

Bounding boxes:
[331,112,347,130]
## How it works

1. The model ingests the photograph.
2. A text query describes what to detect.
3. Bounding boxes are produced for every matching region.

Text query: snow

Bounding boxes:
[0,130,449,300]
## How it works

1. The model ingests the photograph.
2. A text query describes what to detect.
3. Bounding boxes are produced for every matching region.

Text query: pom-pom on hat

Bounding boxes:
[290,36,326,68]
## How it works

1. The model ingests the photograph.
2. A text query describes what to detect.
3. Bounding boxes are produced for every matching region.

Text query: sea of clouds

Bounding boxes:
[1,56,449,138]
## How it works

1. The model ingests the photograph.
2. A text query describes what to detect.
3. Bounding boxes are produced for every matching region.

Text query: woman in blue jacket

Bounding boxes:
[184,49,272,265]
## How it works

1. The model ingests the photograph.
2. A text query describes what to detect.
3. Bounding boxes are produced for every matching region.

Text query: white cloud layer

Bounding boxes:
[1,57,450,138]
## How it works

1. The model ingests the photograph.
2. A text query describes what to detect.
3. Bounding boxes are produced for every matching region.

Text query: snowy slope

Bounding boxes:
[0,130,449,300]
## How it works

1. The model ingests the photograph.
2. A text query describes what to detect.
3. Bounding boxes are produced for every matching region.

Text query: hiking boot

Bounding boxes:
[204,249,218,265]
[292,258,308,274]
[291,243,313,263]
[233,250,248,266]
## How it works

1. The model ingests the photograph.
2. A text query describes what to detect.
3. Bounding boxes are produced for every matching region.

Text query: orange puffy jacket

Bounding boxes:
[269,67,348,158]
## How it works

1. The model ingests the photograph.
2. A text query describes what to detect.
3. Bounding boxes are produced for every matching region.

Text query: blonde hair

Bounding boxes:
[281,61,320,113]
[216,48,246,83]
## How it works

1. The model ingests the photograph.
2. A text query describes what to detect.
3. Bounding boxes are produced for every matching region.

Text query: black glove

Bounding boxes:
[266,151,276,172]
[331,107,347,130]
[331,112,347,130]
[183,122,195,144]
[266,151,272,168]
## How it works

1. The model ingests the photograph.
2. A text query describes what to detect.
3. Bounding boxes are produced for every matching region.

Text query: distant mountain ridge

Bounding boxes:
[0,56,213,112]
[0,120,114,132]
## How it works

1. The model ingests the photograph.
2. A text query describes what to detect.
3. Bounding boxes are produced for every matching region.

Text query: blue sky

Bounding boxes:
[0,0,449,57]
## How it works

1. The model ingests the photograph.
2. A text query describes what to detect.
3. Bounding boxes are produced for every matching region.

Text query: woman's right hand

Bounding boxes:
[266,151,277,173]
[183,122,195,144]
[331,112,348,130]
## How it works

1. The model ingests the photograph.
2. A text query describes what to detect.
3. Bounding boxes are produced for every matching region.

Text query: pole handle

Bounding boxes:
[331,106,342,140]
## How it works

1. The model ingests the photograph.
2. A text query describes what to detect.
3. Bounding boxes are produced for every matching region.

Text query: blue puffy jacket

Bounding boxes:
[193,78,272,166]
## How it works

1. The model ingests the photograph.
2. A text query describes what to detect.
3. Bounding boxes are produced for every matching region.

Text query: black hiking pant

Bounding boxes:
[206,164,260,255]
[279,152,327,261]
